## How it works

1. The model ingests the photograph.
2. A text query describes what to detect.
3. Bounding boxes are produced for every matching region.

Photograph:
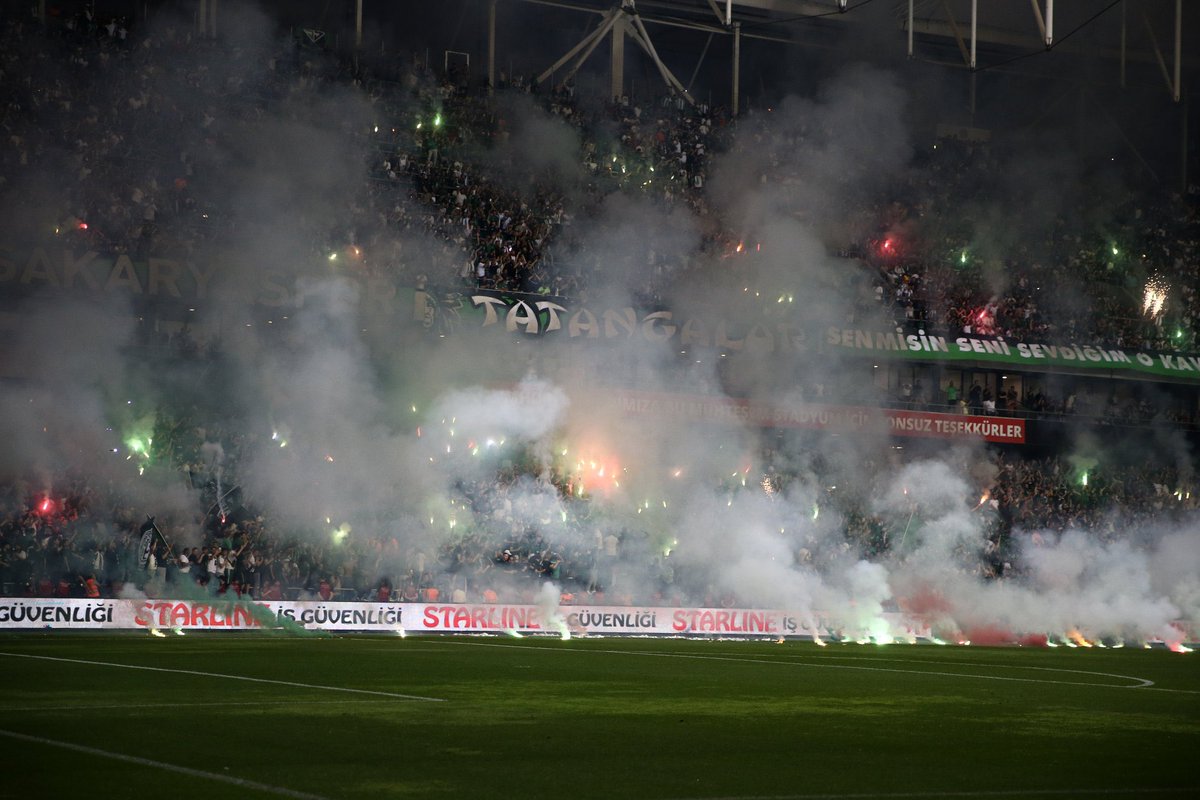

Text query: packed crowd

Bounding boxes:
[2,12,1198,609]
[3,14,1197,354]
[857,135,1200,352]
[1,433,1192,605]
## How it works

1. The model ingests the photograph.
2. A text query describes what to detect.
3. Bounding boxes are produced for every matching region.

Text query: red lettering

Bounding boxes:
[423,607,439,628]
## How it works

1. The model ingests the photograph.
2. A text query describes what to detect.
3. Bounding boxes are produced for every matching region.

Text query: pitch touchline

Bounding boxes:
[766,653,1157,689]
[438,641,1156,689]
[0,651,445,701]
[671,787,1200,799]
[0,698,414,713]
[0,729,330,800]
[605,649,1157,689]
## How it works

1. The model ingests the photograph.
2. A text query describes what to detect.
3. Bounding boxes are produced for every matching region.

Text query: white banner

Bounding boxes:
[0,598,123,628]
[5,599,1195,645]
[0,597,933,638]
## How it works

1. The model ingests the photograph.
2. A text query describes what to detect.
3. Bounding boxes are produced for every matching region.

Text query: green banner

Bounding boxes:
[822,326,1200,381]
[5,243,1198,383]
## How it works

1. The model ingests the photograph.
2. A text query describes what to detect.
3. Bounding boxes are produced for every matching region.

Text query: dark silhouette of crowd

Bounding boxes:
[3,13,1196,353]
[2,431,1194,605]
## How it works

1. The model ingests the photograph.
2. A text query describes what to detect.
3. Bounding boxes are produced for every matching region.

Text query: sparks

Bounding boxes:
[1143,274,1169,319]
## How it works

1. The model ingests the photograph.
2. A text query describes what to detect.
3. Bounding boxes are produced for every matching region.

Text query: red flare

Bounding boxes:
[960,625,1017,646]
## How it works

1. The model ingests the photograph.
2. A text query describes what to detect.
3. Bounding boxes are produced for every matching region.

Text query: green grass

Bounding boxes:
[0,634,1197,799]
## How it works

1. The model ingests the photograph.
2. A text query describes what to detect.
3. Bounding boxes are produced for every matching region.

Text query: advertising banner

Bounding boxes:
[4,243,1197,383]
[0,598,930,639]
[610,389,1026,443]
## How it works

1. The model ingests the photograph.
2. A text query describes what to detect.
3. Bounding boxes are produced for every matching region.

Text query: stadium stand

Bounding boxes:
[0,10,1197,610]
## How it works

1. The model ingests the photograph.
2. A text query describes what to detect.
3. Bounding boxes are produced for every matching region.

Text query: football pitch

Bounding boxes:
[0,634,1196,799]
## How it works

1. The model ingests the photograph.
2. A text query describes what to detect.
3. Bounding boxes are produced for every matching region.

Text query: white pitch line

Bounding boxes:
[764,653,1157,689]
[0,698,410,714]
[670,787,1200,799]
[437,640,1160,690]
[0,651,444,702]
[0,729,330,800]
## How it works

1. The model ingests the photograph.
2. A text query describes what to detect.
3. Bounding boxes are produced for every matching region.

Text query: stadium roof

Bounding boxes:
[507,0,1196,100]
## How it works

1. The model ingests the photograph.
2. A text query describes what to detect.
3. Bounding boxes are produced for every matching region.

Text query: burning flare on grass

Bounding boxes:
[1066,629,1094,648]
[1163,625,1194,653]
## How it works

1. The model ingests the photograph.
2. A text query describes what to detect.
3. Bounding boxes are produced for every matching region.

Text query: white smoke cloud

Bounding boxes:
[0,5,1193,651]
